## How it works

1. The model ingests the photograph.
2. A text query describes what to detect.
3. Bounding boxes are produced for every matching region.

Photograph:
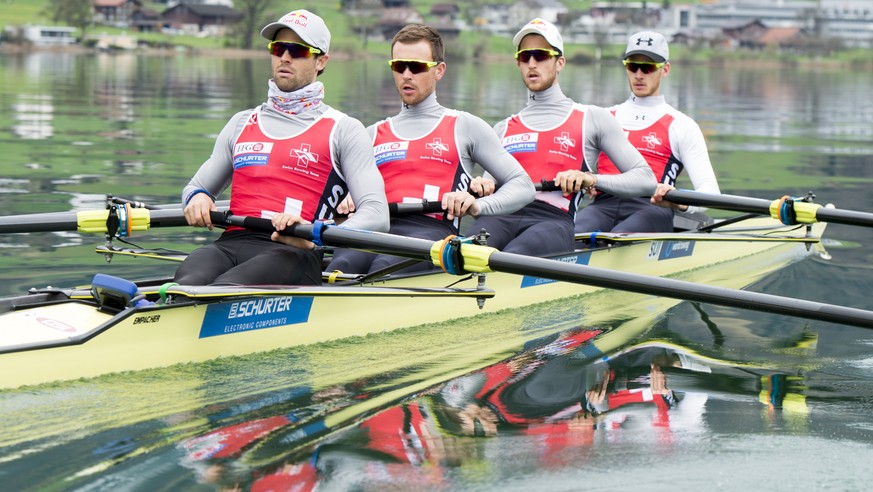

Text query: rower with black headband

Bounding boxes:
[468,18,656,256]
[574,31,721,234]
[326,23,534,276]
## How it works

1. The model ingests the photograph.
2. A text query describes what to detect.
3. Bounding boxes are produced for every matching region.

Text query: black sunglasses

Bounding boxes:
[623,60,665,74]
[387,59,439,74]
[267,41,321,59]
[515,49,560,63]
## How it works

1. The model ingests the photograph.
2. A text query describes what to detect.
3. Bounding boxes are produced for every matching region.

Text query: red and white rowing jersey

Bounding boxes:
[229,108,348,230]
[502,104,587,211]
[597,113,682,185]
[372,110,466,220]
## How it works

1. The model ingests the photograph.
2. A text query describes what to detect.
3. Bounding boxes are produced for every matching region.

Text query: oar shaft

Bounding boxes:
[217,211,873,330]
[212,213,436,261]
[665,190,873,228]
[815,207,873,228]
[0,211,79,233]
[666,190,772,215]
[487,252,873,329]
[0,208,190,234]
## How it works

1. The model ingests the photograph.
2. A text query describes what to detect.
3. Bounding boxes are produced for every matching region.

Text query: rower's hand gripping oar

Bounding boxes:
[664,190,873,229]
[211,211,873,330]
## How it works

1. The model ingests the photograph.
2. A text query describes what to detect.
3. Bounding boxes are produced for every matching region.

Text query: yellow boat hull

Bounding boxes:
[0,217,825,389]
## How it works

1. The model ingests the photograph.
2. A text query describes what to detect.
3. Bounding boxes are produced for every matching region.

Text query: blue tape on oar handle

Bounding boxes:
[311,219,334,247]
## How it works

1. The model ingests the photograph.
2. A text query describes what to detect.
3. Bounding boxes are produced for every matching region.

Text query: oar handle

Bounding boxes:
[334,181,560,218]
[387,201,445,215]
[209,211,304,235]
[536,180,560,192]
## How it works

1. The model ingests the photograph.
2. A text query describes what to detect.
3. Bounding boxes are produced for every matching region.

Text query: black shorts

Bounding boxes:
[173,229,323,286]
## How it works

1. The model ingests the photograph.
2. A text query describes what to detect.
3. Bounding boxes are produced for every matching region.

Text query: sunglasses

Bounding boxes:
[388,59,439,74]
[267,41,321,58]
[515,48,560,63]
[623,60,665,74]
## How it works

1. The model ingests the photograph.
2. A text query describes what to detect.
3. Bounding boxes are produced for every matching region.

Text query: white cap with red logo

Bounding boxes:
[512,18,564,54]
[260,10,331,54]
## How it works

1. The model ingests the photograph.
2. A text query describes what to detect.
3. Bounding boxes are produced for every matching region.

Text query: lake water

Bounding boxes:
[1,50,873,490]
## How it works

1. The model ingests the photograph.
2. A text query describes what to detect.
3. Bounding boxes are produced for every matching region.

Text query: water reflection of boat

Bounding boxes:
[165,331,823,490]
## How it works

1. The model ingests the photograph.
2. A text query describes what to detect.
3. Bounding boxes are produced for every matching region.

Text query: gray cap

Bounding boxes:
[512,18,564,53]
[624,31,669,62]
[260,10,330,54]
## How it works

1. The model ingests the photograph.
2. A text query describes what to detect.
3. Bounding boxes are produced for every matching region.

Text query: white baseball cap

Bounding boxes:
[260,9,331,54]
[513,18,564,54]
[624,31,669,62]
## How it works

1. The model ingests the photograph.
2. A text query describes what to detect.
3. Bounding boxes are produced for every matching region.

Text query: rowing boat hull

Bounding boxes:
[0,218,825,389]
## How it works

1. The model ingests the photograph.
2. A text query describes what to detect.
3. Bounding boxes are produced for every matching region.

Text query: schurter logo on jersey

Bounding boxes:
[374,141,409,165]
[233,141,273,169]
[502,133,538,154]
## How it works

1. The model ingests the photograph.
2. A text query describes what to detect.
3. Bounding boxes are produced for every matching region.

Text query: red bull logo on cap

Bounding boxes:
[281,11,309,26]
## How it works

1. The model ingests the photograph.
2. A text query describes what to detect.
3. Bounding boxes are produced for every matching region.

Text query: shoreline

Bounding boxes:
[0,43,862,70]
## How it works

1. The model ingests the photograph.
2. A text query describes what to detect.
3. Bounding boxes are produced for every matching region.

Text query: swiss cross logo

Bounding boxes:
[642,132,662,149]
[553,132,576,152]
[291,143,319,168]
[426,138,450,156]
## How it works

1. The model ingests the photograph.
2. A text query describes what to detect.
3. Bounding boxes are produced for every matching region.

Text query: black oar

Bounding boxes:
[0,206,199,234]
[0,180,561,234]
[212,211,873,330]
[665,190,873,228]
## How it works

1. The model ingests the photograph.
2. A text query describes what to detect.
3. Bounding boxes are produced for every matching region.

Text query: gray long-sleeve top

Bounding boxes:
[371,92,534,215]
[181,99,389,232]
[492,84,656,197]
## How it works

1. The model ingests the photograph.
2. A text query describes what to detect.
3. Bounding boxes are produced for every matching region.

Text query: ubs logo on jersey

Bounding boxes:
[503,132,538,154]
[233,141,273,169]
[374,141,409,165]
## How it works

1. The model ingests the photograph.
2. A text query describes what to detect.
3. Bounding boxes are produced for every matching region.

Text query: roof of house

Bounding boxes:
[166,3,243,19]
[94,0,140,7]
[758,27,803,44]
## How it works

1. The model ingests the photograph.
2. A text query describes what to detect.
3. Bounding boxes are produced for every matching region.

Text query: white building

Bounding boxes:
[21,26,77,46]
